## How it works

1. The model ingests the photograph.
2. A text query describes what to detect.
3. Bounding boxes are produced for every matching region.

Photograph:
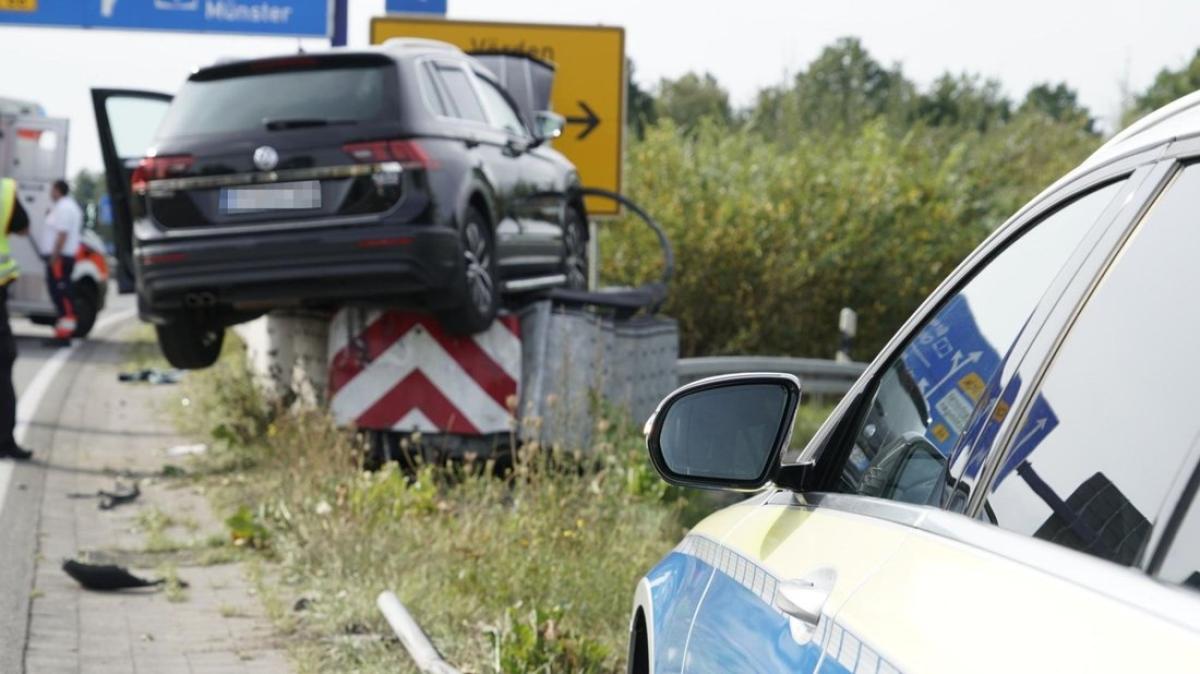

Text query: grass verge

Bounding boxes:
[179,335,833,673]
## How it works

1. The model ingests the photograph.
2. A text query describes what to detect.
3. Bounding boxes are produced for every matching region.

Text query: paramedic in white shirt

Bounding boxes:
[43,179,82,342]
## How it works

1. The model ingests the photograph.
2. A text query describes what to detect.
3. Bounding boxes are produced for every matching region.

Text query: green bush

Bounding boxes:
[601,114,1099,360]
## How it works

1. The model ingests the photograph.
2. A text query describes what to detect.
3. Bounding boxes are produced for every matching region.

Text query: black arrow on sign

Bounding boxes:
[565,100,601,140]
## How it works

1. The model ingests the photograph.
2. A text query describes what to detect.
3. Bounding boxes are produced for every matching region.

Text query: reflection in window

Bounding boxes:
[986,165,1200,567]
[1157,467,1200,592]
[833,180,1124,506]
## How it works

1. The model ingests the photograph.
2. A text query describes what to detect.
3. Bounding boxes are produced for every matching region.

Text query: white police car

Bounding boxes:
[628,92,1200,673]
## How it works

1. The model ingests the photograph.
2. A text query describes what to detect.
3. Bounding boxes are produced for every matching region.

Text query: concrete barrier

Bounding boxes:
[234,302,680,454]
[233,310,331,407]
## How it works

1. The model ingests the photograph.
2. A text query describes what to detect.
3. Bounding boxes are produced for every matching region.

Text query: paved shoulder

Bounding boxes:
[8,323,291,674]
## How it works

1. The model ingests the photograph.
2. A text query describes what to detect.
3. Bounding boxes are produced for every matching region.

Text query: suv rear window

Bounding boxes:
[156,57,393,139]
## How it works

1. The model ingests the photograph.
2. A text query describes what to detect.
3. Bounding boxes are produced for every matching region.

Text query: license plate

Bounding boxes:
[220,181,321,213]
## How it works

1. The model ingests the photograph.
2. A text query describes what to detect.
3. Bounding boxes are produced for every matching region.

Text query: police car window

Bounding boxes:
[1156,464,1200,592]
[475,75,528,137]
[985,165,1200,568]
[434,64,488,124]
[832,180,1124,507]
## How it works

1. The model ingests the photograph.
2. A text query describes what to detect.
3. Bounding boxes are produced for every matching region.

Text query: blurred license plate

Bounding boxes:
[221,181,321,213]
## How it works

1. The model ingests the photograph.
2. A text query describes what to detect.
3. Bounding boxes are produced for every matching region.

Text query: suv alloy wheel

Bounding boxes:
[439,207,499,335]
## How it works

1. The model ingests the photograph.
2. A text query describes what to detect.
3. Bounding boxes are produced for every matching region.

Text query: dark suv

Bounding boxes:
[92,40,588,369]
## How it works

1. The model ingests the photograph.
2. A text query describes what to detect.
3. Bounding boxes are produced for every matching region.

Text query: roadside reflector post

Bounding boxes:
[836,307,857,364]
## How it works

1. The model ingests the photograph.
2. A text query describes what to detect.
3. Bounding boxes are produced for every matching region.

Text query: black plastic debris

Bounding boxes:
[117,368,184,385]
[61,559,188,591]
[66,482,140,510]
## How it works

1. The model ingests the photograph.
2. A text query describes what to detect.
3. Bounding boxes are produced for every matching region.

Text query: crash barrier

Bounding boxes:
[238,301,678,456]
[327,309,523,437]
[676,356,867,400]
[235,310,330,406]
[519,301,678,449]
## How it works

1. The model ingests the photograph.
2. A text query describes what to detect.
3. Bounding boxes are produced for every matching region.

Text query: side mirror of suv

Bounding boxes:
[530,111,565,146]
[645,373,801,491]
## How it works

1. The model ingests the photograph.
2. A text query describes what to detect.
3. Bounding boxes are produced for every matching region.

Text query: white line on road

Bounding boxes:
[0,309,137,516]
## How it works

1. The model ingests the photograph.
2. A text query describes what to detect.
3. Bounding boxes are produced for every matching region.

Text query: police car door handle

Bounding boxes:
[776,569,837,626]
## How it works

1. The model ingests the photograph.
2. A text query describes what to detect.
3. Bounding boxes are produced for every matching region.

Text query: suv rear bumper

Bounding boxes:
[134,223,462,323]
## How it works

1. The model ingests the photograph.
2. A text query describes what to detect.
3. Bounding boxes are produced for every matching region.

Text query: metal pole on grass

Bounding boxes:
[377,591,462,674]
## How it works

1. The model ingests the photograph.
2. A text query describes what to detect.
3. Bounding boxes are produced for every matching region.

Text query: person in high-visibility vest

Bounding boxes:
[0,178,33,460]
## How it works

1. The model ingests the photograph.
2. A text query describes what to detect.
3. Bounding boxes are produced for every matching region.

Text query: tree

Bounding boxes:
[747,37,915,138]
[71,169,105,208]
[1123,48,1200,127]
[655,71,731,132]
[790,37,915,133]
[913,73,1011,132]
[1019,82,1096,134]
[626,59,658,140]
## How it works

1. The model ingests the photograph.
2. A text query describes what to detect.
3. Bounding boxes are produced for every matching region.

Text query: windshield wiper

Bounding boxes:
[263,117,358,131]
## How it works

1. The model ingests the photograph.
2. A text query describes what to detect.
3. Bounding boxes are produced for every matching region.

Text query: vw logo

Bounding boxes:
[253,146,279,171]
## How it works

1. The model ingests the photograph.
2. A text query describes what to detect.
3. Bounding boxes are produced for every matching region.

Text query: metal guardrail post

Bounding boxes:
[676,356,867,398]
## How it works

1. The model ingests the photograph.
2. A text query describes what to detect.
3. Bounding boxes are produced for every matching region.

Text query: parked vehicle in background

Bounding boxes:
[628,92,1200,673]
[93,39,587,370]
[1,97,109,337]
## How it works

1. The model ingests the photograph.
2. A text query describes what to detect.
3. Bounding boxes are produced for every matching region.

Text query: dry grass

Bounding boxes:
[175,334,834,673]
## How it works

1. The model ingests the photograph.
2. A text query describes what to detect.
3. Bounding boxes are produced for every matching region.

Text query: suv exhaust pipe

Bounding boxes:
[183,291,217,308]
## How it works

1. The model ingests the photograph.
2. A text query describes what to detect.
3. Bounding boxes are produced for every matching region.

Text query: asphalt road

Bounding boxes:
[0,291,135,673]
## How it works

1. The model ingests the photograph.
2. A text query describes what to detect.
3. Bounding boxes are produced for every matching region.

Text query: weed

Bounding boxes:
[491,604,610,674]
[220,604,250,619]
[157,564,187,603]
[225,505,271,550]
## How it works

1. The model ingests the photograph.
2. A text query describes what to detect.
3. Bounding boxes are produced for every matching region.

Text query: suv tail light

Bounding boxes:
[342,139,436,170]
[130,155,194,194]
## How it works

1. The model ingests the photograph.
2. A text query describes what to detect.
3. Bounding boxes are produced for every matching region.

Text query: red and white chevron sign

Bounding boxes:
[327,310,521,435]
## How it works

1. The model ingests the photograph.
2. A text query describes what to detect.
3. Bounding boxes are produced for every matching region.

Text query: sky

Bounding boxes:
[2,0,1199,175]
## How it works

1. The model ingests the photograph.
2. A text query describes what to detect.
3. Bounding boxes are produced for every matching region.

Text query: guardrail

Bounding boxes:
[676,356,867,398]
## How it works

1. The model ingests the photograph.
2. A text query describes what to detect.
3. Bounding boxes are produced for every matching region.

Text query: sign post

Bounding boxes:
[385,0,447,14]
[370,17,625,216]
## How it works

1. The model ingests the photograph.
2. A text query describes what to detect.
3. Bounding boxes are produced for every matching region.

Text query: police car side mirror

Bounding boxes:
[645,373,801,491]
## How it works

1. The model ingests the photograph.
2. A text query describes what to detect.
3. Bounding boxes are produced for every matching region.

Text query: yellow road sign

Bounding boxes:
[0,0,37,11]
[371,16,625,215]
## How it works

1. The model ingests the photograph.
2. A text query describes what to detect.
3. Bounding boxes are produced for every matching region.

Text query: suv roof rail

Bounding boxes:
[381,38,462,53]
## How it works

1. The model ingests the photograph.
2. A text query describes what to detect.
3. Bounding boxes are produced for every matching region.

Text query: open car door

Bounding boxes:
[91,89,172,293]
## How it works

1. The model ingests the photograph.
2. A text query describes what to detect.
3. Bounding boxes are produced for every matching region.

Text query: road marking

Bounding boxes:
[0,308,136,516]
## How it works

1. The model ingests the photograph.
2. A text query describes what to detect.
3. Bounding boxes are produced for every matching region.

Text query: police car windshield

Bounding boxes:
[156,57,392,139]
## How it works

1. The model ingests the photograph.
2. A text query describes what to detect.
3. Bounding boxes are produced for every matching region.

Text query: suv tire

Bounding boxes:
[156,314,224,369]
[440,207,499,335]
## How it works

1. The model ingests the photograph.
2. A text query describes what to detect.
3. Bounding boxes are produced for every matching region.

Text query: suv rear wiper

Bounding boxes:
[263,117,358,131]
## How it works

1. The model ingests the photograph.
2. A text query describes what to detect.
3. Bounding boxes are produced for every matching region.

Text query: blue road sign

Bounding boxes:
[900,294,1003,455]
[897,293,1061,480]
[995,393,1060,483]
[98,194,113,227]
[386,0,447,15]
[0,0,329,37]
